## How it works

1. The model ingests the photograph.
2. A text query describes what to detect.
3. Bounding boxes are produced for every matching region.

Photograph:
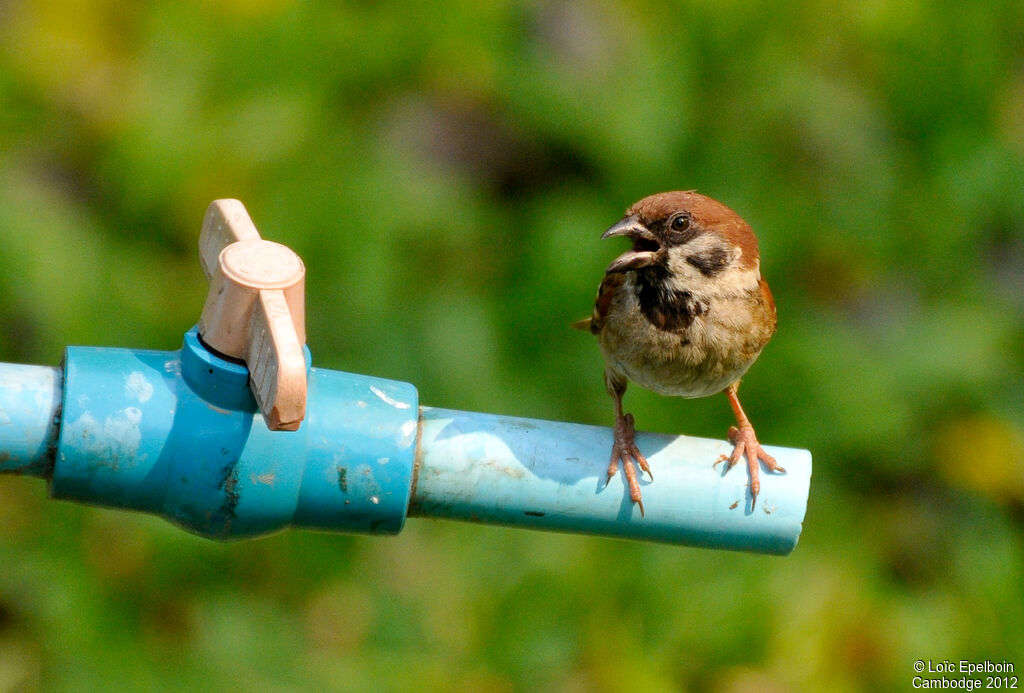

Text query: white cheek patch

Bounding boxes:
[714,265,761,296]
[665,236,760,296]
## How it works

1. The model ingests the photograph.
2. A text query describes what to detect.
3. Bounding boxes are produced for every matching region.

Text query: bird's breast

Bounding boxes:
[597,273,773,398]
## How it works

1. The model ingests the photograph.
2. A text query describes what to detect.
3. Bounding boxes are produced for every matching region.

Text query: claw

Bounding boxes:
[608,411,650,516]
[721,384,786,510]
[724,424,786,510]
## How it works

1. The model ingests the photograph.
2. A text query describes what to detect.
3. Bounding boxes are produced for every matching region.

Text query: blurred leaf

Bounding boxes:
[936,415,1024,503]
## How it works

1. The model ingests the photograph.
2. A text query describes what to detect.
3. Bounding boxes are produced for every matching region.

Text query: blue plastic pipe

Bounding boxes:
[0,363,61,477]
[53,328,416,538]
[0,328,811,553]
[412,408,809,553]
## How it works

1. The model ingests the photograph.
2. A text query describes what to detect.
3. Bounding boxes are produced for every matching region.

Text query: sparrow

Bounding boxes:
[575,191,784,515]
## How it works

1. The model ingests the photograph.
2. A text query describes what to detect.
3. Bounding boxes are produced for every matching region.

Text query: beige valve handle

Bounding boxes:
[197,199,307,431]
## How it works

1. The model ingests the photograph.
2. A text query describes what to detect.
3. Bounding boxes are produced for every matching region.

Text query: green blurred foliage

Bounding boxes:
[1,0,1023,690]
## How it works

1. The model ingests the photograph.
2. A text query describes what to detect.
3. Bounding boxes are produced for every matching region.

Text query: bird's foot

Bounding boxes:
[721,424,786,510]
[607,413,652,516]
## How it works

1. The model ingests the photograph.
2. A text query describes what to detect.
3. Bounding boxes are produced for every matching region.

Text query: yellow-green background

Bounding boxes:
[1,1,1023,690]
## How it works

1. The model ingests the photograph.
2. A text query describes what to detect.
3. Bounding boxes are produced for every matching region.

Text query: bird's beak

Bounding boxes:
[601,214,648,241]
[602,214,661,274]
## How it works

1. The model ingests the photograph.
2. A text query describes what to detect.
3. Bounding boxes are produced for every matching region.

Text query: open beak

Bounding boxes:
[602,214,661,274]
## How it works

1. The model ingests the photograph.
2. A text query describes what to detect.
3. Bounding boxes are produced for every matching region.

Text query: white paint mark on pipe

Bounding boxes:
[370,385,411,409]
[398,419,417,448]
[125,372,154,403]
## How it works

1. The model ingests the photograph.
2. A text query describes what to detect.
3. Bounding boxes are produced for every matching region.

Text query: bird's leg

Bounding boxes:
[720,382,785,509]
[605,373,651,515]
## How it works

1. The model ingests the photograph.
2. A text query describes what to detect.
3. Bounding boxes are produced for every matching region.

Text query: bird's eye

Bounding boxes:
[670,213,690,231]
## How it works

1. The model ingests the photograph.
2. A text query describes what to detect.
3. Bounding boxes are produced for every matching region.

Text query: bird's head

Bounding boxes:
[601,191,761,280]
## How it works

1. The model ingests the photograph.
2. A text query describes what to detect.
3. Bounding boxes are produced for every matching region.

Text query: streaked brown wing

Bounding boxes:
[587,272,626,335]
[758,277,777,336]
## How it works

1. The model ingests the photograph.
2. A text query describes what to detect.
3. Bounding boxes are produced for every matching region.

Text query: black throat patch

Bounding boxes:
[635,265,708,332]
